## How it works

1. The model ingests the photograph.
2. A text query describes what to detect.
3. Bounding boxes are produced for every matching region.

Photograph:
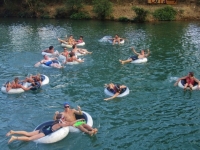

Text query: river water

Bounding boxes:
[0,18,200,150]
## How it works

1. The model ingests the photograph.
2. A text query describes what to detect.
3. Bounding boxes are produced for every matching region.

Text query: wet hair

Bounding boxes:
[189,72,194,77]
[69,52,75,57]
[72,44,76,49]
[49,46,54,50]
[14,77,19,82]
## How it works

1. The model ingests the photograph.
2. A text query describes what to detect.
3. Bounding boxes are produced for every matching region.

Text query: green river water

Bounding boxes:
[0,18,200,150]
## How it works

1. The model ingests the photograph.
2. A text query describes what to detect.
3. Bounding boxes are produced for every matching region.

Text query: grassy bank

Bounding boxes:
[0,2,200,22]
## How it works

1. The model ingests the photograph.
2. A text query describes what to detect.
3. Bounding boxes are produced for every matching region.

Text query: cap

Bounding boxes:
[63,102,70,107]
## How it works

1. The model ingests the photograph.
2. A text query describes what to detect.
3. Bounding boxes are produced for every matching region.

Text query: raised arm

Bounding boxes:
[132,47,140,55]
[145,49,150,57]
[58,38,68,44]
[73,106,83,115]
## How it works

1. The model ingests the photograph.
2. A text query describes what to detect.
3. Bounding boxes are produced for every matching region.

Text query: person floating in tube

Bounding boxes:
[104,83,127,101]
[119,47,150,65]
[174,72,200,90]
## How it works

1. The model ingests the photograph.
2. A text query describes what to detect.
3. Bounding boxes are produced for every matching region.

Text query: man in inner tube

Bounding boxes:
[53,102,98,136]
[119,47,150,65]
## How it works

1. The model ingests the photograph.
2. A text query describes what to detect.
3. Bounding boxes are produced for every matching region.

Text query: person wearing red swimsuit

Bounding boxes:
[174,72,200,90]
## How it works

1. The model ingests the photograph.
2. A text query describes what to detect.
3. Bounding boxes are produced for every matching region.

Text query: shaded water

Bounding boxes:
[0,18,200,150]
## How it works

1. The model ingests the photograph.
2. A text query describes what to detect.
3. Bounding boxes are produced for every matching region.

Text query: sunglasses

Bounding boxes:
[64,106,69,108]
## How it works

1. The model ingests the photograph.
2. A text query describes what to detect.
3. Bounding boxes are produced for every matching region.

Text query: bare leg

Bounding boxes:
[184,83,188,89]
[189,84,193,90]
[6,130,40,137]
[77,125,94,136]
[119,59,132,65]
[8,133,44,144]
[51,63,64,69]
[82,124,94,131]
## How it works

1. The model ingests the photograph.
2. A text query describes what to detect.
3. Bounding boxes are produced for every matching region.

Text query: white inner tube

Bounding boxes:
[66,58,82,65]
[104,87,130,97]
[69,111,93,133]
[41,50,59,56]
[61,42,85,48]
[178,79,199,90]
[1,74,49,94]
[34,120,69,144]
[131,58,147,63]
[108,39,124,44]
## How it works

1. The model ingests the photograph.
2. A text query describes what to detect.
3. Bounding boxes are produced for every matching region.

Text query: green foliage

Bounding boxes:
[65,0,84,13]
[118,17,130,22]
[132,7,148,22]
[93,0,113,19]
[55,7,68,18]
[153,6,177,21]
[70,12,91,20]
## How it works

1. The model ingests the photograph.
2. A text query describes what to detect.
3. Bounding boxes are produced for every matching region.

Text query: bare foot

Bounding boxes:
[88,52,93,54]
[8,136,17,144]
[119,60,124,65]
[6,130,13,136]
[93,128,98,134]
[88,131,94,136]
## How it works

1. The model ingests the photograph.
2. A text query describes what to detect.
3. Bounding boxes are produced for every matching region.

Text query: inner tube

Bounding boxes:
[61,42,85,48]
[104,87,130,97]
[66,58,82,65]
[131,58,147,63]
[178,79,199,90]
[69,111,93,133]
[41,60,62,68]
[41,50,59,56]
[1,74,49,94]
[34,121,69,144]
[108,39,125,44]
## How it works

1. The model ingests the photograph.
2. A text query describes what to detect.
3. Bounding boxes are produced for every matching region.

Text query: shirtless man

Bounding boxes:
[119,47,150,64]
[111,34,123,45]
[23,74,42,86]
[34,55,63,68]
[43,46,54,54]
[71,44,92,55]
[60,48,69,59]
[54,102,98,136]
[58,35,75,45]
[65,52,84,64]
[6,77,32,92]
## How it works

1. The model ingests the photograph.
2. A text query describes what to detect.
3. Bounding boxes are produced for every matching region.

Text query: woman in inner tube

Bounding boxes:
[104,83,127,101]
[174,72,200,90]
[6,114,81,144]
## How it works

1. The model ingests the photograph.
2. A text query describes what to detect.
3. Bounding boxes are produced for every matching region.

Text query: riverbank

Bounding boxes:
[87,4,200,21]
[0,3,200,21]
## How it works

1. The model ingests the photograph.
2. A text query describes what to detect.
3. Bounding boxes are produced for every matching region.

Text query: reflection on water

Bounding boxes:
[0,19,200,150]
